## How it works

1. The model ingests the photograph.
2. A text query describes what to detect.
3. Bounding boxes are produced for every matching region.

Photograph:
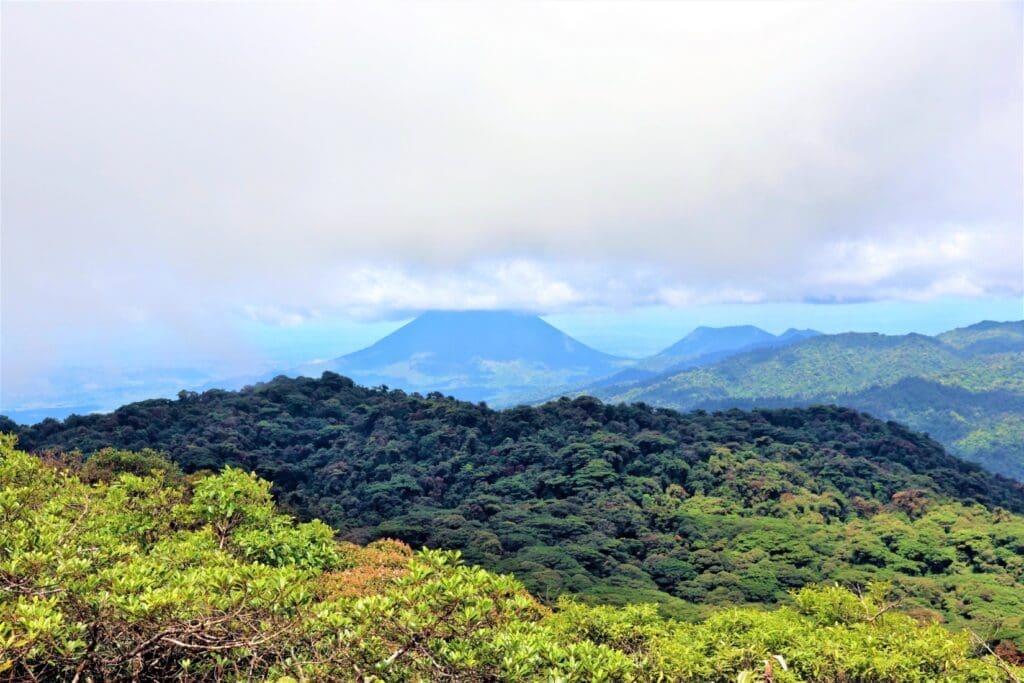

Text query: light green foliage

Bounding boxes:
[2,439,1021,681]
[299,548,551,680]
[189,466,276,543]
[0,436,320,680]
[185,466,343,570]
[544,586,1015,683]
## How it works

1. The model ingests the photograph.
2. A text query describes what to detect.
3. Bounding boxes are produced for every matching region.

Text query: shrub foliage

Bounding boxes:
[2,437,1022,682]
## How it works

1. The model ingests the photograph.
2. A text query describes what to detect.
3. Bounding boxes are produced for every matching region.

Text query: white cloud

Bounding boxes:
[321,260,586,317]
[1,1,1021,394]
[243,305,313,328]
[807,226,1022,299]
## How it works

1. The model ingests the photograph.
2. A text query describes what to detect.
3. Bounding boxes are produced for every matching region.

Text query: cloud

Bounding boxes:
[1,1,1021,396]
[243,305,314,328]
[807,227,1022,300]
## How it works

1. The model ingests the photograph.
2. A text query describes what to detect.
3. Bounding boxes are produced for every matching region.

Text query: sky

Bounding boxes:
[2,1,1022,412]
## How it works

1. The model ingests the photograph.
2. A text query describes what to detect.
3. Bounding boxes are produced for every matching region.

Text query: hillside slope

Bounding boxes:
[640,325,776,372]
[12,374,1024,636]
[595,321,1024,478]
[584,325,820,391]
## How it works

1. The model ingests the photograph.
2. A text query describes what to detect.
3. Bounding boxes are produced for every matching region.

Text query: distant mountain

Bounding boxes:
[775,327,824,344]
[304,310,629,405]
[594,320,1024,479]
[584,325,821,390]
[938,319,1024,355]
[647,325,776,371]
[647,325,822,372]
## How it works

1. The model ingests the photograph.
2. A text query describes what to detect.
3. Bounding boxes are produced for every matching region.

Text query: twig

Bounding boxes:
[968,629,1021,683]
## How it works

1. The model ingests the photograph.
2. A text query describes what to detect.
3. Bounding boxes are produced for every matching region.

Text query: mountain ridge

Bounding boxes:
[580,324,822,391]
[592,320,1024,478]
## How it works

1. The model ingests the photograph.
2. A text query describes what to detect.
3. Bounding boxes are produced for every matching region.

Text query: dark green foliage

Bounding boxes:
[14,373,1024,640]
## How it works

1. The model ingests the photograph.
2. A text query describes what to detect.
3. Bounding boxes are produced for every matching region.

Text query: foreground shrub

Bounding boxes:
[1,438,1019,682]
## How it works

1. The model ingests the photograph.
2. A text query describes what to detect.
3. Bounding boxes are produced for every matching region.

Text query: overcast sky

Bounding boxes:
[2,1,1022,405]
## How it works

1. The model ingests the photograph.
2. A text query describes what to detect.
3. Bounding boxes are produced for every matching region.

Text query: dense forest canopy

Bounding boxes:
[2,439,1021,682]
[10,374,1024,645]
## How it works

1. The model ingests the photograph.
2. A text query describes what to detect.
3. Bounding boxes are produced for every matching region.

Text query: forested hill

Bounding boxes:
[591,320,1024,479]
[12,373,1021,512]
[9,373,1024,638]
